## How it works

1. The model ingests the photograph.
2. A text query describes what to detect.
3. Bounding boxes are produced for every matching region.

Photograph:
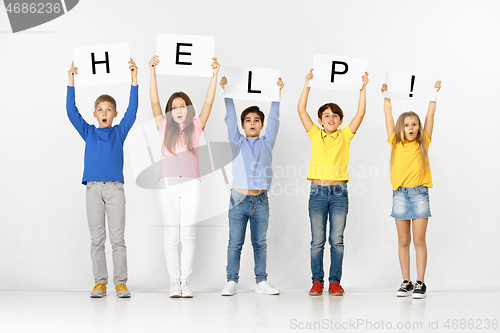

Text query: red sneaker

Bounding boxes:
[309,280,324,296]
[328,282,344,296]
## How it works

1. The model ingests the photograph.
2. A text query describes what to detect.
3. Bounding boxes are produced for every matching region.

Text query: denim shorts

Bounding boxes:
[391,185,431,220]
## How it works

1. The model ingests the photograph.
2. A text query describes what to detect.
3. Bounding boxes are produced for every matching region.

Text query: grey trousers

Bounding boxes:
[86,181,128,286]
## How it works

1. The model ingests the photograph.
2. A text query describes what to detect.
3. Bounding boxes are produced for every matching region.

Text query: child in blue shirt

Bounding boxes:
[66,59,138,298]
[219,76,284,296]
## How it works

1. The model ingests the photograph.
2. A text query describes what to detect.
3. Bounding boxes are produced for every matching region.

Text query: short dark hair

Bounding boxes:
[318,103,343,121]
[94,94,116,110]
[240,106,265,125]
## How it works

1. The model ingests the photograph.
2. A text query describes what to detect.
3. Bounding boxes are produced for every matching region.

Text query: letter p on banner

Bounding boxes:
[72,43,131,87]
[309,55,368,91]
[156,34,215,77]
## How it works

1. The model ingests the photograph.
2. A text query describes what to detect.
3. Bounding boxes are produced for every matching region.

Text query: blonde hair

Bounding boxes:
[391,111,429,175]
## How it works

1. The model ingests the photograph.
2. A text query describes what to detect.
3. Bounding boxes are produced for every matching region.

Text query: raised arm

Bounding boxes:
[221,77,243,145]
[118,58,139,138]
[297,69,314,132]
[264,78,284,148]
[149,55,164,129]
[68,61,77,87]
[349,72,369,134]
[424,81,441,140]
[381,83,395,139]
[199,57,220,130]
[67,61,89,140]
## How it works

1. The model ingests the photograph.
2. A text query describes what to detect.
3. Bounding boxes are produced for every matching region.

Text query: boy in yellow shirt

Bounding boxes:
[297,69,369,296]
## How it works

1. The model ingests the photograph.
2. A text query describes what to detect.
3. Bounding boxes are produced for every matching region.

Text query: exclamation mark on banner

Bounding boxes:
[409,75,415,97]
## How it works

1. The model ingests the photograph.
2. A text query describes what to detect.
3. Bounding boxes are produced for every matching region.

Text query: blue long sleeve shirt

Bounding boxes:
[66,85,138,185]
[224,97,280,191]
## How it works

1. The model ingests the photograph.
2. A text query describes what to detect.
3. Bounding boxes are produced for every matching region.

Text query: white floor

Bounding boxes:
[0,290,498,333]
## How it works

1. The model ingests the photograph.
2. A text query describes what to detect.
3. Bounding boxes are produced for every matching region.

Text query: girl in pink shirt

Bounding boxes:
[149,55,220,298]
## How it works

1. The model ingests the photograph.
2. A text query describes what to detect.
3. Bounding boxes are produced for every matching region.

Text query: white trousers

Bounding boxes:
[158,178,200,283]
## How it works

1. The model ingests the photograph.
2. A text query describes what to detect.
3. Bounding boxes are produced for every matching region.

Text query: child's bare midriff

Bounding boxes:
[233,188,266,195]
[311,179,347,186]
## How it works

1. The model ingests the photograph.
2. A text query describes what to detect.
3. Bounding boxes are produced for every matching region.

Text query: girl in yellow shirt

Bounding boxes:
[382,81,441,299]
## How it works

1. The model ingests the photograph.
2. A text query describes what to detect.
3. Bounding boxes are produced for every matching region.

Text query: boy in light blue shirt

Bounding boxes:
[219,76,284,296]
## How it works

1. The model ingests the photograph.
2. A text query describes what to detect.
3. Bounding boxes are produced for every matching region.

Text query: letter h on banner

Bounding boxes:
[73,43,131,87]
[91,52,110,74]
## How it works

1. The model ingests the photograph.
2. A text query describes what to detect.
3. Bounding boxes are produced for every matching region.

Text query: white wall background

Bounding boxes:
[0,0,499,292]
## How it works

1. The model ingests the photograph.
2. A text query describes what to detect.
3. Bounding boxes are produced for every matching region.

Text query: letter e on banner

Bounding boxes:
[309,54,368,91]
[156,34,215,77]
[224,66,280,102]
[73,43,131,87]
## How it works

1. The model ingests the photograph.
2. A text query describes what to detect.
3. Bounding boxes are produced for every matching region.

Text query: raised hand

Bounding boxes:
[305,69,314,83]
[435,80,441,92]
[220,76,227,90]
[149,55,159,74]
[381,83,388,93]
[68,61,78,86]
[361,71,369,89]
[277,77,284,92]
[211,57,220,77]
[129,58,138,85]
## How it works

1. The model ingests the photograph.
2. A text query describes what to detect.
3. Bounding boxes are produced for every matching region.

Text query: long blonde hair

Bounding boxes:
[391,111,429,175]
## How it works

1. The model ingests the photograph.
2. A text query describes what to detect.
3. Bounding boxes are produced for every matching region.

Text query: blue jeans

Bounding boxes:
[309,183,348,284]
[226,190,269,283]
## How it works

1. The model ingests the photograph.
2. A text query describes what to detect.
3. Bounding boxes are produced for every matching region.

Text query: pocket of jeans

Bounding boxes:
[258,195,269,206]
[114,182,124,190]
[417,186,428,195]
[309,186,319,197]
[86,182,93,190]
[230,191,246,206]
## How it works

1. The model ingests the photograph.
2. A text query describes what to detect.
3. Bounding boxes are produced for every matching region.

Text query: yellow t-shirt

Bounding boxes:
[388,131,432,190]
[307,124,355,181]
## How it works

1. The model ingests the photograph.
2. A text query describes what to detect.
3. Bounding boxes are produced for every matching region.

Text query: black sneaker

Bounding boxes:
[413,281,427,299]
[396,280,414,297]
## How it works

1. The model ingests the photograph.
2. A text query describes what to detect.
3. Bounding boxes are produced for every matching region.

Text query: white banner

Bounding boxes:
[383,71,439,101]
[73,43,131,87]
[308,54,368,91]
[156,34,215,77]
[224,66,280,102]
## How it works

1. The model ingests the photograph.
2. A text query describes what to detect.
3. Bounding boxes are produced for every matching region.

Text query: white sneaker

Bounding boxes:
[255,281,280,295]
[221,281,237,296]
[169,280,181,298]
[181,281,193,298]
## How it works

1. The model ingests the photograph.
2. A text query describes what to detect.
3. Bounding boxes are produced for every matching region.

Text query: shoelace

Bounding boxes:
[401,281,412,289]
[414,282,423,291]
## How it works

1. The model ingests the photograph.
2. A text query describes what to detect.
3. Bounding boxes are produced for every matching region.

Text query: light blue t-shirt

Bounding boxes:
[224,97,280,190]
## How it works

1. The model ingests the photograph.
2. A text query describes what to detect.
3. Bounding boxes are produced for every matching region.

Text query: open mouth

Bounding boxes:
[102,119,108,124]
[176,115,183,120]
